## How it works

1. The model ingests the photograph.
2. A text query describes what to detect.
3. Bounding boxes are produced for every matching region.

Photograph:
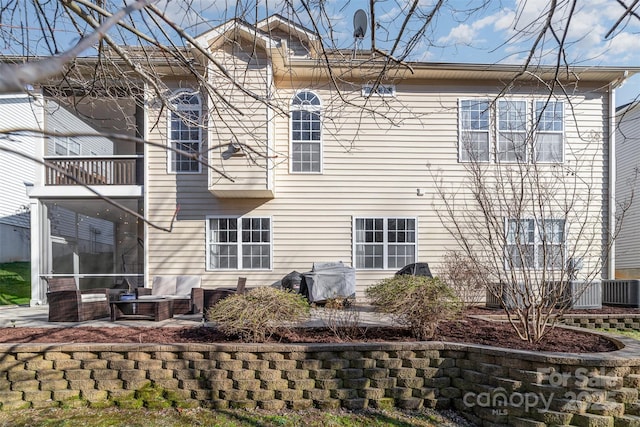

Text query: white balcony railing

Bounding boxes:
[44,155,143,186]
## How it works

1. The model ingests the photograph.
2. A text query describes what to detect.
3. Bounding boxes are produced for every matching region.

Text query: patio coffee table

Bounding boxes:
[110,298,173,322]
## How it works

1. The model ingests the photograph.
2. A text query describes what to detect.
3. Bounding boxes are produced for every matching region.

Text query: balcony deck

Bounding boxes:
[45,156,143,186]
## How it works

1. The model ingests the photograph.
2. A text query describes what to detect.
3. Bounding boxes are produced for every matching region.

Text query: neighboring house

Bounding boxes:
[0,94,122,269]
[615,101,640,278]
[22,15,639,305]
[0,94,39,263]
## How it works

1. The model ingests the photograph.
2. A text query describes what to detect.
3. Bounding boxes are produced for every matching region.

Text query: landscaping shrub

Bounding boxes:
[365,275,462,340]
[440,251,488,308]
[206,286,310,342]
[318,298,367,341]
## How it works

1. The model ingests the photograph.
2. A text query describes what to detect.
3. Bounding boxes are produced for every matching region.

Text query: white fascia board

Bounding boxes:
[193,20,279,52]
[28,185,143,198]
[256,15,319,42]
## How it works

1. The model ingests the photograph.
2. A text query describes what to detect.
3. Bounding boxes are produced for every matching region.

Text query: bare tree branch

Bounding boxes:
[0,0,155,93]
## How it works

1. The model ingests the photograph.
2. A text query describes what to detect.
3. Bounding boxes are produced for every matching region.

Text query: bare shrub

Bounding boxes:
[318,298,367,341]
[206,287,310,342]
[365,275,462,340]
[440,251,489,308]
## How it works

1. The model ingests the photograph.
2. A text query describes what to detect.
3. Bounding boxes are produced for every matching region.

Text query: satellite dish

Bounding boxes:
[353,9,368,39]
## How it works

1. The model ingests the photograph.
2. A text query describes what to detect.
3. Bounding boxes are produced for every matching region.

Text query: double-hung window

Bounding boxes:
[207,217,271,270]
[291,91,322,173]
[497,100,527,162]
[540,219,565,269]
[505,218,565,270]
[506,219,535,269]
[459,100,490,162]
[459,98,565,164]
[535,100,564,163]
[169,92,201,173]
[354,218,416,269]
[53,130,80,156]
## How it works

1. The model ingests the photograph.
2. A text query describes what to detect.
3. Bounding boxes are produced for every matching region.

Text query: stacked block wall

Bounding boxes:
[2,337,640,426]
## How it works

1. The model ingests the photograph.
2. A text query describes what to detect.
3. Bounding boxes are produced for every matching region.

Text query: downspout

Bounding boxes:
[608,71,628,279]
[29,92,46,306]
[266,60,274,194]
[609,82,616,279]
[143,82,150,288]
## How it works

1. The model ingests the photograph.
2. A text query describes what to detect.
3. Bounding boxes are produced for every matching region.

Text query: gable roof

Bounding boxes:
[617,100,640,115]
[256,14,319,41]
[193,14,640,86]
[193,18,280,53]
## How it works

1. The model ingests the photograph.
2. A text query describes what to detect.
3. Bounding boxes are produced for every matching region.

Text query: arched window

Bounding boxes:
[169,92,201,173]
[290,91,321,173]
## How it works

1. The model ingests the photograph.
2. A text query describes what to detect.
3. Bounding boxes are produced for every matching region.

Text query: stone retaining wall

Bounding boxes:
[3,334,640,426]
[562,314,640,331]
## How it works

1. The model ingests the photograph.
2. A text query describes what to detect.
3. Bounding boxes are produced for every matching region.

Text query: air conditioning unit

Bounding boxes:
[602,280,640,308]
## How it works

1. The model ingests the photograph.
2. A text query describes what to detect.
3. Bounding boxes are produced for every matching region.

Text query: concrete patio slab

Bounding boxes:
[0,304,397,328]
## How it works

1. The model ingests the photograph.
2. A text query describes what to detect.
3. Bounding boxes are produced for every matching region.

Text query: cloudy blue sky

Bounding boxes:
[4,1,637,105]
[311,0,640,106]
[169,0,639,106]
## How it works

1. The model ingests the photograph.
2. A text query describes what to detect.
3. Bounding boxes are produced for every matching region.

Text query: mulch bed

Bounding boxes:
[467,305,640,316]
[0,315,620,353]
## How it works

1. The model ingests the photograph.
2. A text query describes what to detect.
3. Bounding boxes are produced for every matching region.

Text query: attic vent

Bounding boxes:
[362,84,396,97]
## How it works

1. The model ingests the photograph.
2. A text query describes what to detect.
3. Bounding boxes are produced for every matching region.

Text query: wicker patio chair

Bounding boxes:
[136,275,204,315]
[203,277,248,310]
[45,277,110,322]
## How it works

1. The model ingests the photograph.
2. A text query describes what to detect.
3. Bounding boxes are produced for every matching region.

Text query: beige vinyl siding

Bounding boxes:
[145,45,610,295]
[207,43,273,195]
[615,103,640,275]
[266,28,311,57]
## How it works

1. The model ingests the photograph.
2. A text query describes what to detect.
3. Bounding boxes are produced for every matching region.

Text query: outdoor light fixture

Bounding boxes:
[221,142,243,160]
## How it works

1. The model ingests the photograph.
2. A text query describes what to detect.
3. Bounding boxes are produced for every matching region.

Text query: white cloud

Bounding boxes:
[168,0,639,69]
[437,23,478,45]
[452,0,640,65]
[494,10,517,32]
[437,8,517,46]
[603,32,640,62]
[157,0,227,27]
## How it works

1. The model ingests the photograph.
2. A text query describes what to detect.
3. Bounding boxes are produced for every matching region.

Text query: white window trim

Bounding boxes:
[362,84,396,97]
[496,99,528,163]
[352,216,418,270]
[458,98,566,165]
[289,89,323,174]
[205,215,273,271]
[534,99,565,164]
[458,98,491,163]
[53,128,80,156]
[167,90,202,174]
[504,217,566,271]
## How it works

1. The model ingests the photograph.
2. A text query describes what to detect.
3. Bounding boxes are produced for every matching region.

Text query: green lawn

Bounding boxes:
[0,262,31,306]
[0,407,467,427]
[598,328,640,340]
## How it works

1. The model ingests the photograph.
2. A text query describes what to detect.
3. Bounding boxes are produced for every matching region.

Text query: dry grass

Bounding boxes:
[317,298,368,341]
[0,407,474,426]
